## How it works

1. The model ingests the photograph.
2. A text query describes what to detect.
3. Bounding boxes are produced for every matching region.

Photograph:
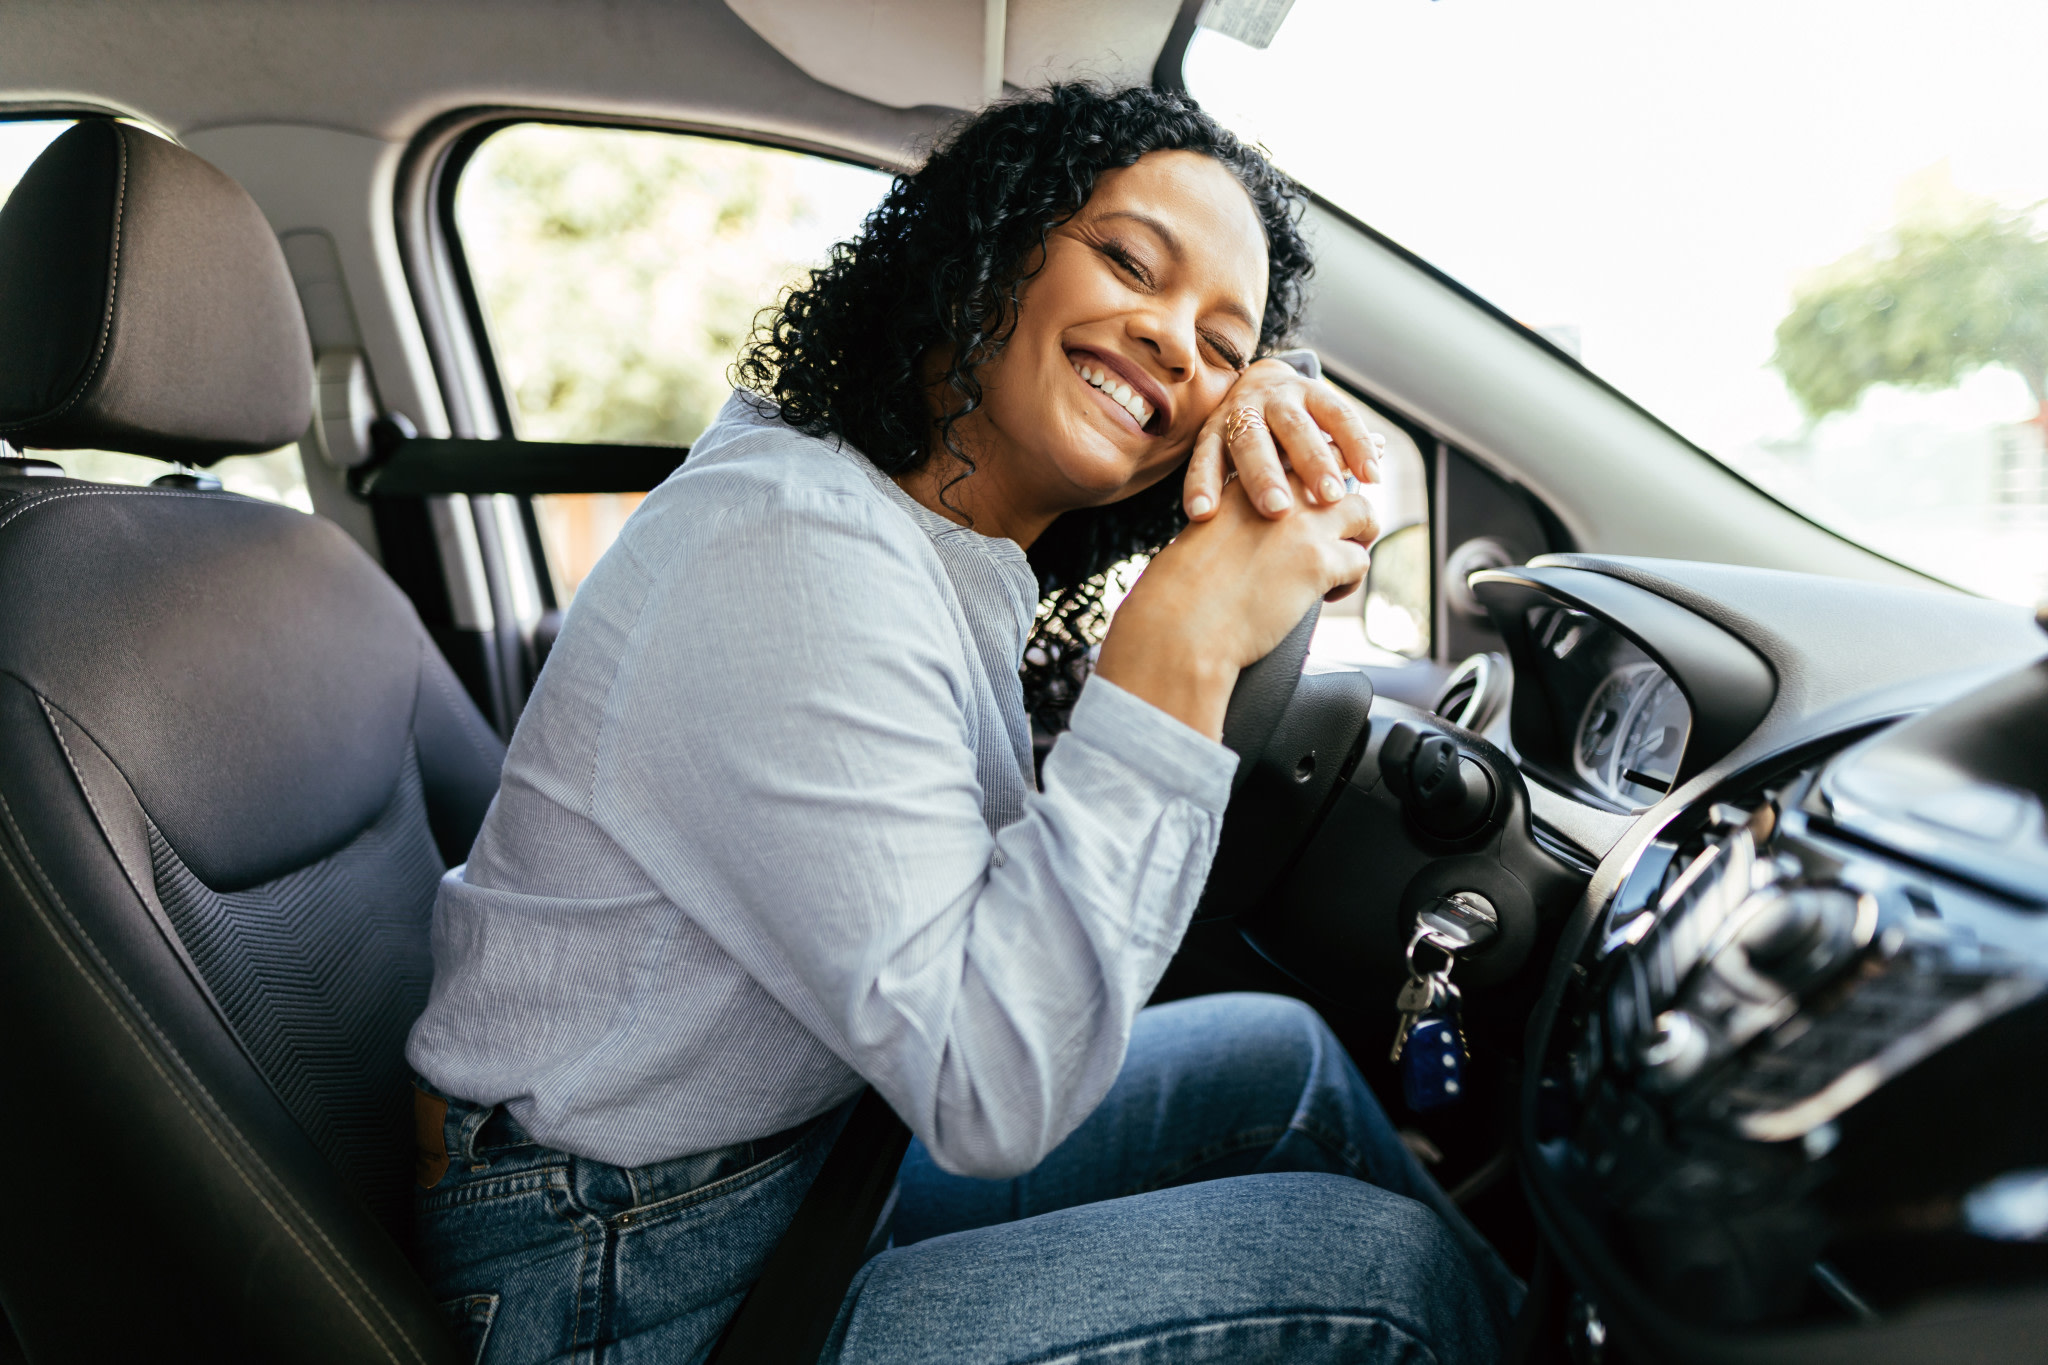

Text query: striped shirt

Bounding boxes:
[406,393,1237,1177]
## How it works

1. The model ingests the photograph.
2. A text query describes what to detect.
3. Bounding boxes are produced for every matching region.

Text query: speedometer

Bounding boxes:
[1616,674,1687,805]
[1575,662,1691,810]
[1577,670,1636,775]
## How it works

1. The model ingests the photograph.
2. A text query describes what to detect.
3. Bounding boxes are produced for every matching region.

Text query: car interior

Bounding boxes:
[2,2,2045,1362]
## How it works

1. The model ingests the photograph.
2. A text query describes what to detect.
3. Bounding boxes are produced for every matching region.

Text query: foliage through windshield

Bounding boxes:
[1189,0,2048,607]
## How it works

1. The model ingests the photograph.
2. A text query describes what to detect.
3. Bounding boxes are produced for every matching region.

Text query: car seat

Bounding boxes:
[0,119,501,1363]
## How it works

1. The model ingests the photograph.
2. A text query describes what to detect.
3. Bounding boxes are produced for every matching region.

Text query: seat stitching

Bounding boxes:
[31,692,226,1011]
[0,124,126,436]
[0,485,254,537]
[0,787,429,1365]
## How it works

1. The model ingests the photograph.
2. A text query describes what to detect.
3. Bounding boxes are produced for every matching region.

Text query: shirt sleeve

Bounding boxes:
[588,479,1236,1178]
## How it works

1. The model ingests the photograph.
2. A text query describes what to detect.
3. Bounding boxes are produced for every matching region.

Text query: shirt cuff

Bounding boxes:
[1273,347,1322,382]
[1065,675,1239,815]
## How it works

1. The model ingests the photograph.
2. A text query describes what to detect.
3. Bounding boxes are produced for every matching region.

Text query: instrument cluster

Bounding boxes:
[1522,605,1694,813]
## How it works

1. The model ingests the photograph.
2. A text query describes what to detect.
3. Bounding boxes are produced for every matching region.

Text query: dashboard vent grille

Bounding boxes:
[1433,652,1508,734]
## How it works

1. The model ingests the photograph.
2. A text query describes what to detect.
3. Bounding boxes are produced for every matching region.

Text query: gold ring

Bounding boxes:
[1222,405,1267,445]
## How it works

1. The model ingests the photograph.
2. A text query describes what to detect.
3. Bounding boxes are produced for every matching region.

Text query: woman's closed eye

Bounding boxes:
[1099,237,1247,372]
[1202,330,1247,372]
[1100,239,1155,288]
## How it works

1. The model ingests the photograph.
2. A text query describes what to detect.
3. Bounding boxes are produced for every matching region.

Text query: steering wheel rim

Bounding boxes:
[1219,604,1321,794]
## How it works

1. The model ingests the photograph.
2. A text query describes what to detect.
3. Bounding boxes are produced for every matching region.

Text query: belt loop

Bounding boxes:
[457,1102,495,1170]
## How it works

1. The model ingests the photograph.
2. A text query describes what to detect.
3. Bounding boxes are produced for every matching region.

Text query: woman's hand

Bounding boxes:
[1097,470,1379,740]
[1183,358,1386,522]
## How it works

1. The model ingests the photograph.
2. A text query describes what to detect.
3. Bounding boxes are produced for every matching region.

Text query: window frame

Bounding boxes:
[399,108,906,609]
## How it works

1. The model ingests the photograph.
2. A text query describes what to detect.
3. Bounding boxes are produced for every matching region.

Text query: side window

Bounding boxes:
[0,117,311,511]
[1324,414,1429,666]
[452,124,892,599]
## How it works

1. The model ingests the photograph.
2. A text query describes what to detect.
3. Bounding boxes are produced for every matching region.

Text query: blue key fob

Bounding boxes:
[1400,1013,1468,1111]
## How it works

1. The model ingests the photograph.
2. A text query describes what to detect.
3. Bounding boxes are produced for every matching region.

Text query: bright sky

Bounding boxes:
[1186,0,2048,459]
[0,120,69,202]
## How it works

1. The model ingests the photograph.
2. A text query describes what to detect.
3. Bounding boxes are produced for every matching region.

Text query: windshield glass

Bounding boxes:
[1189,0,2048,607]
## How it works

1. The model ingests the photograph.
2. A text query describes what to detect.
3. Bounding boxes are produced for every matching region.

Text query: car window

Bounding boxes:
[452,123,892,599]
[1190,0,2048,608]
[0,118,313,513]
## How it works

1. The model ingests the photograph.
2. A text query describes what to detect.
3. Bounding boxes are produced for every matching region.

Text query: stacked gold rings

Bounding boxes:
[1222,405,1267,446]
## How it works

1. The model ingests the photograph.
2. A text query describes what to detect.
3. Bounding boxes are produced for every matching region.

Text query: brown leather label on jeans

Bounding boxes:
[415,1088,450,1188]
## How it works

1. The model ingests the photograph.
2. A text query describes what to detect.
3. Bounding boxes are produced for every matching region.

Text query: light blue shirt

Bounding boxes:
[406,394,1238,1177]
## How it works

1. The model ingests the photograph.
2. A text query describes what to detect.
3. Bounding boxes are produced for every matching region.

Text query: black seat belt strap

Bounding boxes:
[706,1087,913,1365]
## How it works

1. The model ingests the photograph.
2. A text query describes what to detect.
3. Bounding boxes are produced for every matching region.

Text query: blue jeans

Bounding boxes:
[414,993,1520,1364]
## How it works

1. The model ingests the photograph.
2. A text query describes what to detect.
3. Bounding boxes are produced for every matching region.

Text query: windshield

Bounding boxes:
[1189,0,2048,607]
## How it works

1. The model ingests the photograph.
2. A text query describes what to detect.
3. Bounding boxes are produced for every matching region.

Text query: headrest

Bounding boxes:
[0,120,311,465]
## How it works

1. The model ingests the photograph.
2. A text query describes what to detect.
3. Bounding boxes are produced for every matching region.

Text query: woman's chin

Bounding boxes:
[1039,428,1158,504]
[1053,458,1151,507]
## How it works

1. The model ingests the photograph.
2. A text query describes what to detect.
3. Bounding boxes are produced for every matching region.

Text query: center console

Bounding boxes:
[1531,660,2048,1356]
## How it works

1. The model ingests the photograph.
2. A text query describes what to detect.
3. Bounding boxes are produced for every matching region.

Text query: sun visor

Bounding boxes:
[723,0,1182,109]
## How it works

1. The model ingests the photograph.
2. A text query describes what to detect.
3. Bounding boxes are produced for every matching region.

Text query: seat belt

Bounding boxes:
[705,1087,913,1365]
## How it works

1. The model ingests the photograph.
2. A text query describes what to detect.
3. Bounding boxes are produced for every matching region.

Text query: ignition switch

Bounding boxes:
[1381,721,1497,839]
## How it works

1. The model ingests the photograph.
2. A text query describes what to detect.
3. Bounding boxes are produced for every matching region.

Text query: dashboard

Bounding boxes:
[1221,551,2046,1361]
[1463,556,2048,1363]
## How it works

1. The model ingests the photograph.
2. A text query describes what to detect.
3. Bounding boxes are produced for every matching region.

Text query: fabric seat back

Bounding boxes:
[0,120,501,1364]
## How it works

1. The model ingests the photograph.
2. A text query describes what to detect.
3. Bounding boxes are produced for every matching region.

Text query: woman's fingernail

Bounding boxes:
[1187,494,1213,518]
[1319,475,1345,503]
[1369,431,1387,451]
[1366,456,1384,483]
[1260,487,1293,514]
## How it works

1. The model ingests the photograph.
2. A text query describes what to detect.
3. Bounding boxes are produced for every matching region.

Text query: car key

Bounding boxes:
[1389,972,1445,1062]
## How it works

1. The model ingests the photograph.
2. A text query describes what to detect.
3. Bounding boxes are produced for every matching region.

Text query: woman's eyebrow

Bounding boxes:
[1096,209,1184,258]
[1094,209,1259,332]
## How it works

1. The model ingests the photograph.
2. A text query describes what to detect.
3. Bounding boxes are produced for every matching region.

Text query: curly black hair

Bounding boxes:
[733,83,1313,731]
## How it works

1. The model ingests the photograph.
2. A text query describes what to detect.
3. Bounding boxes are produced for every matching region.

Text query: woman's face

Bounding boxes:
[950,149,1270,532]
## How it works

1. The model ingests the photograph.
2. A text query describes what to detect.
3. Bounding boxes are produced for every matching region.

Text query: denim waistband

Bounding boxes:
[413,1076,835,1204]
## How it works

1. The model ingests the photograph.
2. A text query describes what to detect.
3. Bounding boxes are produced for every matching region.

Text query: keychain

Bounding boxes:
[1391,921,1472,1112]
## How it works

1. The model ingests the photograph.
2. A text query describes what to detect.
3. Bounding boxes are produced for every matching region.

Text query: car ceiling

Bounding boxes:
[1,0,1177,163]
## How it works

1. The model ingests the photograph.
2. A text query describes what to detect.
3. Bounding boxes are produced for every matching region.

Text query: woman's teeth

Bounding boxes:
[1072,358,1153,427]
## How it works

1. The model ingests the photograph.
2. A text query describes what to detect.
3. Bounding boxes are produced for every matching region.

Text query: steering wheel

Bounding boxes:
[1218,604,1321,794]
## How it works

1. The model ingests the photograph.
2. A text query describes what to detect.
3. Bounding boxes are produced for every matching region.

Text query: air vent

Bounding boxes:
[1434,652,1509,734]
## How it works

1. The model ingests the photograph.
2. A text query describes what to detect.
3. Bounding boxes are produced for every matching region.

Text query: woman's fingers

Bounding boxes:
[1192,361,1394,523]
[1266,396,1350,506]
[1220,403,1295,516]
[1183,424,1227,520]
[1305,383,1386,486]
[1328,487,1382,549]
[1309,489,1378,598]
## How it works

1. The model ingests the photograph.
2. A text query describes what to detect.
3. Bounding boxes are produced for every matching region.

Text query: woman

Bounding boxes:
[407,85,1519,1363]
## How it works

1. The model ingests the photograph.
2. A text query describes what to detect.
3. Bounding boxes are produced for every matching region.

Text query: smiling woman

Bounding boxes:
[734,85,1360,735]
[405,83,1518,1364]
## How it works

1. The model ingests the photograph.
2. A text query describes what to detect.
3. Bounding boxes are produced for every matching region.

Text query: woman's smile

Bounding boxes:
[1065,346,1169,435]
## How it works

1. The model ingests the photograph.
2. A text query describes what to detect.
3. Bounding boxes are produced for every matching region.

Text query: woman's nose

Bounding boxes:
[1129,303,1196,378]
